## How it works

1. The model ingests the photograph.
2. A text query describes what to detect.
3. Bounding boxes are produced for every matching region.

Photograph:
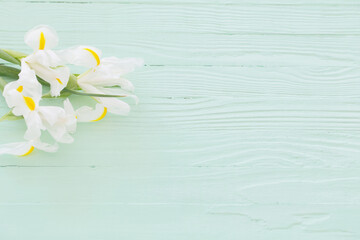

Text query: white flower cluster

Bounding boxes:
[0,25,143,156]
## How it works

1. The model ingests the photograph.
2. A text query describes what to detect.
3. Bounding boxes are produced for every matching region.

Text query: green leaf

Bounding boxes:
[65,74,79,90]
[0,65,21,79]
[0,49,21,65]
[3,49,27,61]
[0,111,23,122]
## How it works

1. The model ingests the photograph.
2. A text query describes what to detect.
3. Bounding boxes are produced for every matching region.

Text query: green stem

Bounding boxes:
[63,88,126,98]
[0,49,21,65]
[0,77,7,92]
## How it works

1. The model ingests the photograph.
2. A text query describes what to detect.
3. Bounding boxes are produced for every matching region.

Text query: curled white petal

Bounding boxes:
[63,98,77,133]
[99,97,130,116]
[38,106,74,144]
[24,25,58,51]
[32,139,58,153]
[3,62,42,117]
[77,57,143,92]
[0,142,33,156]
[38,106,65,126]
[26,50,63,67]
[24,25,69,97]
[4,60,42,98]
[0,139,58,156]
[78,83,131,116]
[80,74,135,92]
[99,57,144,76]
[99,87,139,104]
[58,45,102,68]
[3,86,29,116]
[64,98,75,116]
[76,103,107,122]
[26,62,70,97]
[24,111,45,141]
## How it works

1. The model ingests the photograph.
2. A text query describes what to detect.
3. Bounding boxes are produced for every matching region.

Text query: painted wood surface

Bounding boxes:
[0,0,359,239]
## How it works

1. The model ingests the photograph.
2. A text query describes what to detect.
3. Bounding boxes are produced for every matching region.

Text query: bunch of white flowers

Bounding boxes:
[0,25,143,156]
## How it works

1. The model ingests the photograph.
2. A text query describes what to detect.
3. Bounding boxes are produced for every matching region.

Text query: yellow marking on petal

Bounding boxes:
[84,48,100,66]
[19,146,35,157]
[56,78,63,85]
[39,32,46,50]
[17,86,23,92]
[23,96,36,111]
[92,107,107,122]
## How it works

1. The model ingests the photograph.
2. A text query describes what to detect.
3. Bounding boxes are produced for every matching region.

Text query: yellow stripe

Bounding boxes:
[56,78,63,85]
[84,48,100,66]
[17,86,23,92]
[23,96,36,111]
[19,146,34,157]
[92,107,107,122]
[39,32,46,50]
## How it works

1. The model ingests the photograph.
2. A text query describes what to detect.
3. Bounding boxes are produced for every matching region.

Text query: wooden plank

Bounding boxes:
[0,204,357,239]
[2,107,360,165]
[0,167,358,205]
[2,95,360,132]
[6,0,360,5]
[2,66,360,165]
[0,0,359,238]
[0,33,359,66]
[132,66,360,97]
[2,65,360,163]
[0,167,359,239]
[3,66,360,98]
[1,3,360,34]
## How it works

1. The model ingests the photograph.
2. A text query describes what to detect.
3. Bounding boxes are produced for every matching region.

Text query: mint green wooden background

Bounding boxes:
[1,0,360,239]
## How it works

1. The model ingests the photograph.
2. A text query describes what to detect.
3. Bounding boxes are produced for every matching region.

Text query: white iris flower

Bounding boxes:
[59,46,143,122]
[0,24,142,156]
[0,61,76,156]
[23,25,70,97]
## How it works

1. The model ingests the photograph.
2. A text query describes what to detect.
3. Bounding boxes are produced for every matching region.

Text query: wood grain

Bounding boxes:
[2,3,360,34]
[2,95,360,168]
[7,0,360,4]
[0,0,359,239]
[1,33,359,66]
[0,167,359,239]
[133,66,360,97]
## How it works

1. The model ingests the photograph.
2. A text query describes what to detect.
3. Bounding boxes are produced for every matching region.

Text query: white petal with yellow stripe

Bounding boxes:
[23,25,70,97]
[75,83,130,122]
[24,25,58,51]
[76,103,108,122]
[3,60,42,116]
[58,45,102,68]
[25,59,70,97]
[2,63,77,145]
[0,139,58,157]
